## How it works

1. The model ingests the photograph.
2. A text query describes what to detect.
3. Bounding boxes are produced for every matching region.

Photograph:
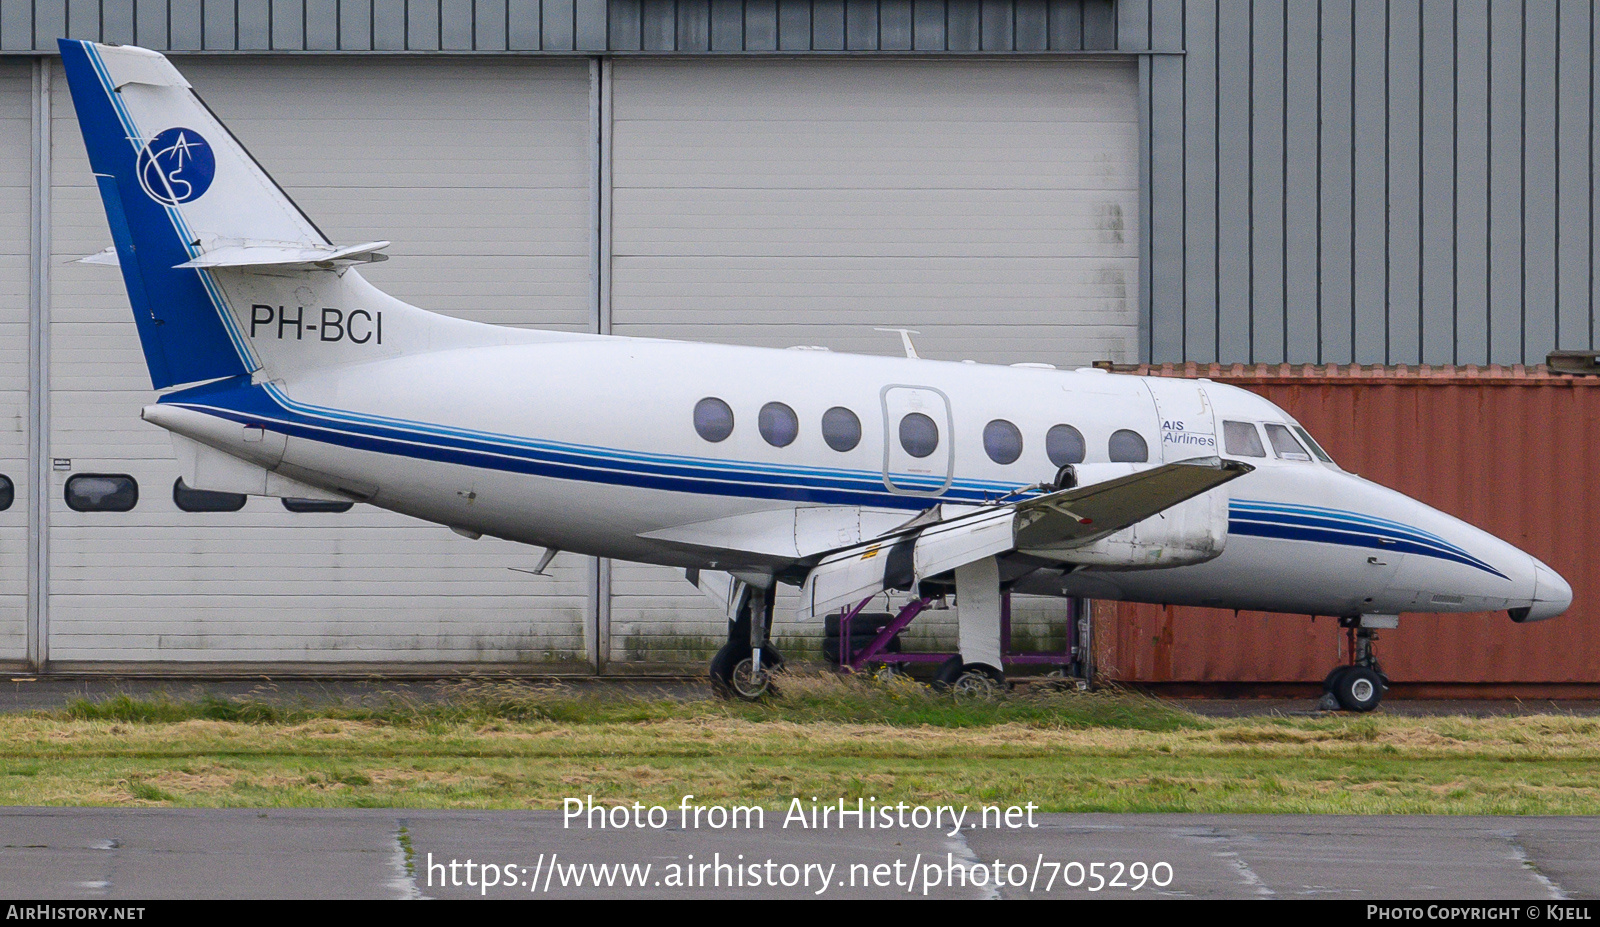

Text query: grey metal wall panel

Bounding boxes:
[45,57,596,664]
[1182,0,1216,360]
[1317,0,1354,363]
[1525,4,1560,363]
[3,0,1127,52]
[1214,0,1249,362]
[1351,0,1386,363]
[1387,0,1422,365]
[1282,0,1319,363]
[1249,0,1283,364]
[1488,0,1523,362]
[1419,0,1455,365]
[1141,0,1600,366]
[1558,0,1594,351]
[1145,0,1182,361]
[1145,0,1600,368]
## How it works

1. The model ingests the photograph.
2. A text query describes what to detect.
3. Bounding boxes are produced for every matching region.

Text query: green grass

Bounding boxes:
[5,674,1598,814]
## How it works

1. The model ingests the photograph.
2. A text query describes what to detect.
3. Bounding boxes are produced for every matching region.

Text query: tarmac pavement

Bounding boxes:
[0,809,1593,900]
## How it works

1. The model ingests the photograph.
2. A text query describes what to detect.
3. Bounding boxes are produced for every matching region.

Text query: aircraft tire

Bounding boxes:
[709,641,782,701]
[1323,665,1352,693]
[1332,666,1385,713]
[931,655,964,690]
[933,657,1006,696]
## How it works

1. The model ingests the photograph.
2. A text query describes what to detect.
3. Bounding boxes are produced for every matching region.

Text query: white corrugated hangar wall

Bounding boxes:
[12,50,1139,673]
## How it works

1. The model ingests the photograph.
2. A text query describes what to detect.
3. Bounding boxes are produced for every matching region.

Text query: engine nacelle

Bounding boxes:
[1021,463,1230,570]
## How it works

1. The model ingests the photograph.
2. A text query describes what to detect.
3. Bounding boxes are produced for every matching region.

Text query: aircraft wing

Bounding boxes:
[795,456,1253,619]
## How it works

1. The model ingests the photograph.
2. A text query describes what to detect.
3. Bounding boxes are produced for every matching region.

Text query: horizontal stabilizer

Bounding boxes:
[77,246,120,266]
[173,240,391,271]
[795,457,1252,619]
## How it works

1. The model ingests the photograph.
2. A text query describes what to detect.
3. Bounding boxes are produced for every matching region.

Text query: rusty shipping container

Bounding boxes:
[1094,364,1599,696]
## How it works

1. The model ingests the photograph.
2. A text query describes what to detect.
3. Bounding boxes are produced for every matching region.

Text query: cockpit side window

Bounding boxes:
[1223,420,1267,458]
[1264,423,1312,461]
[1292,425,1337,465]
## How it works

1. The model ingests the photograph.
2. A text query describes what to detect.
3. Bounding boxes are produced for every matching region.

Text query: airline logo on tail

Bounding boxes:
[135,127,214,205]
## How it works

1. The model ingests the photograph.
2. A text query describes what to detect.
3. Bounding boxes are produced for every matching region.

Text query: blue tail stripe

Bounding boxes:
[59,39,252,389]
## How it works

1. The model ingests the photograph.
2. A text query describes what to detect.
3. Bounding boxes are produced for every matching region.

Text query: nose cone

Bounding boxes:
[1515,557,1573,623]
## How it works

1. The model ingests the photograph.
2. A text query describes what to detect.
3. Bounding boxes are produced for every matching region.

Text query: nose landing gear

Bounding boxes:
[1318,619,1392,712]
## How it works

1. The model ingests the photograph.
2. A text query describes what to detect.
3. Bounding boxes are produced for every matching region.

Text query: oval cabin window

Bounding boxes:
[1108,429,1149,463]
[982,419,1023,465]
[693,397,735,443]
[1046,424,1086,466]
[821,407,861,452]
[898,413,940,459]
[758,402,799,448]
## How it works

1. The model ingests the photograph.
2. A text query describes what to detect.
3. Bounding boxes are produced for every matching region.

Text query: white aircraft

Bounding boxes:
[59,40,1571,712]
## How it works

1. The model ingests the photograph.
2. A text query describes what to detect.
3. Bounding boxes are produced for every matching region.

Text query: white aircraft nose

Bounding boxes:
[1514,556,1572,623]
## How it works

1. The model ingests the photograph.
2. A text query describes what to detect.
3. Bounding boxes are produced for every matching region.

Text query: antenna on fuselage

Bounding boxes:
[874,327,922,359]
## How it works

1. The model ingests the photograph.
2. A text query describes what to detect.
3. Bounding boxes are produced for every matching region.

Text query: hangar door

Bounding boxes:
[46,58,597,668]
[0,61,30,665]
[605,58,1140,666]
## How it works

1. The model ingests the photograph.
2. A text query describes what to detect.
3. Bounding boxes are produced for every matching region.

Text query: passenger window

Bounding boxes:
[65,474,138,512]
[1108,429,1149,463]
[982,419,1023,465]
[173,478,246,513]
[1265,423,1312,461]
[821,407,861,452]
[758,402,799,448]
[1292,425,1337,465]
[693,397,735,443]
[1223,421,1267,458]
[898,413,939,459]
[1045,424,1086,466]
[283,498,354,513]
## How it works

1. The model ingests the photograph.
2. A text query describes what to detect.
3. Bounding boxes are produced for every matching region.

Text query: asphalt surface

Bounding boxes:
[0,809,1592,899]
[3,675,1599,717]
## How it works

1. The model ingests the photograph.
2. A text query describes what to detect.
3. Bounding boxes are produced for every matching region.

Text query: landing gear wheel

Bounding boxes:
[710,642,783,701]
[933,657,1005,697]
[1332,665,1385,713]
[730,657,775,700]
[1323,665,1353,693]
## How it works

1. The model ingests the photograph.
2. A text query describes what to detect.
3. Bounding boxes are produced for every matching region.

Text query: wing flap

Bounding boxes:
[1014,456,1253,551]
[795,457,1252,619]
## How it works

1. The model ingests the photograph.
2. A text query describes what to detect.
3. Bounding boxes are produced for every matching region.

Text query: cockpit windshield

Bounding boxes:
[1264,423,1312,461]
[1291,425,1337,466]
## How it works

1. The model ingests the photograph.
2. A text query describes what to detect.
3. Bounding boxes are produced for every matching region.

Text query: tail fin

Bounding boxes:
[58,40,547,390]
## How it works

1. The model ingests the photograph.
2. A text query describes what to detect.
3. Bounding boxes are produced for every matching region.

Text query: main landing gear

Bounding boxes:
[1318,617,1393,712]
[929,557,1008,697]
[710,584,784,701]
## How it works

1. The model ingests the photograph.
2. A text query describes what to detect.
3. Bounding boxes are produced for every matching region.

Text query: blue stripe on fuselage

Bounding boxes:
[160,378,1012,510]
[1228,499,1507,579]
[157,380,1509,577]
